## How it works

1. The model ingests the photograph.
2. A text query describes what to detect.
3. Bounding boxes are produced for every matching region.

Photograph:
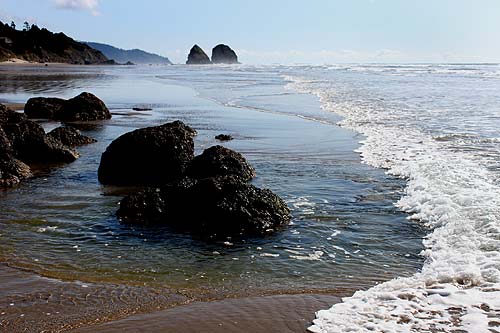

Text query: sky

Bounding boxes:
[0,0,499,64]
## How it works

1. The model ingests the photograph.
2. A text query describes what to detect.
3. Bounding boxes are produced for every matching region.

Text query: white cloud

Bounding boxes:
[54,0,101,16]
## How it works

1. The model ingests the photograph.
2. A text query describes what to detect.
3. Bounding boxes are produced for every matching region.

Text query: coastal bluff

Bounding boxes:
[0,21,109,64]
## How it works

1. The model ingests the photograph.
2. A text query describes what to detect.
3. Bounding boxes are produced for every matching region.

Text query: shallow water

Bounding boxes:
[0,64,425,329]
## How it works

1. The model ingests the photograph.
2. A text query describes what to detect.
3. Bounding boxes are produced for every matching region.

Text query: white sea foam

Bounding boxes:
[285,69,500,332]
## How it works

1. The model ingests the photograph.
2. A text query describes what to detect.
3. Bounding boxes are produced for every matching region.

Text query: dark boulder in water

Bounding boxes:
[117,175,291,238]
[186,145,255,181]
[215,134,233,141]
[211,44,239,64]
[98,121,197,186]
[59,92,111,121]
[24,93,111,122]
[186,45,212,65]
[47,126,97,147]
[24,97,66,119]
[2,120,79,164]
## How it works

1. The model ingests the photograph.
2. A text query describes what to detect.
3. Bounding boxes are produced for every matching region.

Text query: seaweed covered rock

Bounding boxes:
[48,126,96,147]
[24,97,66,119]
[211,44,239,64]
[98,121,197,185]
[186,145,255,181]
[117,175,291,237]
[24,93,111,122]
[186,45,212,65]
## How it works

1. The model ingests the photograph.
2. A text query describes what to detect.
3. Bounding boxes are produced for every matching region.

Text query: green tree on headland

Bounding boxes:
[10,21,15,30]
[23,21,30,31]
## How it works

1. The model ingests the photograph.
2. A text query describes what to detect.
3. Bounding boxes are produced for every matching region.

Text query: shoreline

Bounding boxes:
[0,263,347,332]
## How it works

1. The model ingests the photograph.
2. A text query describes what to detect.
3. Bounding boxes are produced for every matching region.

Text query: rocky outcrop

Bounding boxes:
[100,120,290,238]
[47,126,96,147]
[98,121,197,185]
[3,120,79,164]
[186,45,211,65]
[0,104,84,187]
[186,145,255,181]
[25,93,111,122]
[211,44,239,64]
[117,175,291,238]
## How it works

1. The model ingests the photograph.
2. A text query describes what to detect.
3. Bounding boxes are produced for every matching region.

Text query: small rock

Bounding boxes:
[215,134,233,141]
[132,107,153,111]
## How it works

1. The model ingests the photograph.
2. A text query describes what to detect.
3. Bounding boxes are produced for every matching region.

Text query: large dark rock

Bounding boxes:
[211,44,239,64]
[0,153,32,188]
[98,121,197,185]
[48,126,97,147]
[24,97,66,119]
[117,175,291,238]
[24,93,111,122]
[59,93,111,121]
[2,120,79,164]
[186,45,212,65]
[186,145,255,181]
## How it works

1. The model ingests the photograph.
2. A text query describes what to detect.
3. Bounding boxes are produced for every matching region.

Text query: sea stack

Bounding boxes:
[211,44,239,64]
[186,45,211,64]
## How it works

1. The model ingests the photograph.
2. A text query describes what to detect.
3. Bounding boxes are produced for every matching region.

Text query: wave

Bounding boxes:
[284,73,500,332]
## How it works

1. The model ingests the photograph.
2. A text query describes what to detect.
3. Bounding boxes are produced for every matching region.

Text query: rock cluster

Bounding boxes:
[186,44,240,65]
[0,98,101,187]
[99,121,290,238]
[25,92,111,122]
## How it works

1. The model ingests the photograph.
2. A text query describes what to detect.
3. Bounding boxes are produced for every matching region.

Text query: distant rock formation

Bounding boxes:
[186,45,211,65]
[211,44,239,64]
[85,42,172,65]
[0,21,109,64]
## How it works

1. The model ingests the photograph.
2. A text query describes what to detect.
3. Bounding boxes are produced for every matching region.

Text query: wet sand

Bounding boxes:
[0,264,342,332]
[75,294,341,333]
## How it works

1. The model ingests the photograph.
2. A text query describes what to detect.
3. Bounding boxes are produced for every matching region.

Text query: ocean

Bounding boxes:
[0,63,498,332]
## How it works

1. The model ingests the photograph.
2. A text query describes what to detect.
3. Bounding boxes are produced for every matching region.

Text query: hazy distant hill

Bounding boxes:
[0,21,109,64]
[85,42,172,65]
